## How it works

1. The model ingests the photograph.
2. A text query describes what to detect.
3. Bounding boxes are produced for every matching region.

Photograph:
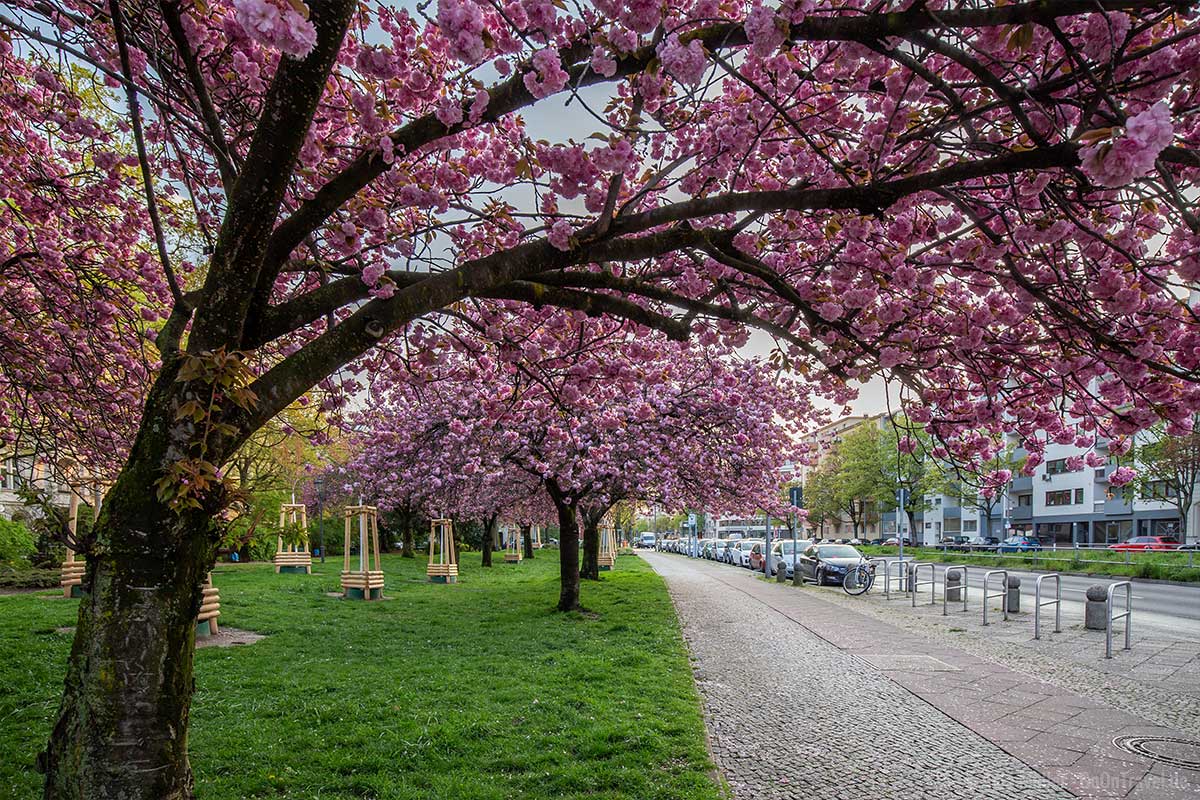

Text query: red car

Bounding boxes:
[1108,536,1180,551]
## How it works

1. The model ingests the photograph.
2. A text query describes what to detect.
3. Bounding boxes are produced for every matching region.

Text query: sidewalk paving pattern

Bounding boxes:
[640,553,1200,800]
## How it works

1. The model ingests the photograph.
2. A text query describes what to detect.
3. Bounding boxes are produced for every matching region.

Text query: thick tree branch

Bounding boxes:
[189,0,357,351]
[480,282,692,341]
[257,0,1160,285]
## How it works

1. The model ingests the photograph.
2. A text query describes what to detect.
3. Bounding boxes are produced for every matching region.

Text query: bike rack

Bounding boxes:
[909,562,936,607]
[942,565,968,616]
[883,557,912,599]
[982,569,1008,625]
[1034,573,1061,640]
[1106,581,1133,659]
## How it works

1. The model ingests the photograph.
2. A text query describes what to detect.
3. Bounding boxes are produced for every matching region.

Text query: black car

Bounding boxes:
[796,543,866,585]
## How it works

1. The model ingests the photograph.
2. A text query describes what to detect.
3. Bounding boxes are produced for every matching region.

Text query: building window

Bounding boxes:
[1017,494,1033,507]
[1046,490,1073,506]
[963,520,978,532]
[1142,480,1176,502]
[0,457,23,491]
[1045,458,1073,475]
[1152,519,1181,536]
[1074,488,1084,504]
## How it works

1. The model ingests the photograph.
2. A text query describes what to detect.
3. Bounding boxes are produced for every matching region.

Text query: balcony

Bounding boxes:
[1010,505,1033,522]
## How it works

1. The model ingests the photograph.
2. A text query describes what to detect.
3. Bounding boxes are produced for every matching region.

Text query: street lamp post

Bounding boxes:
[314,476,325,564]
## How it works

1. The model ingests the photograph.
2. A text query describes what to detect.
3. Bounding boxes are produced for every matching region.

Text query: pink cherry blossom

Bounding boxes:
[436,0,487,62]
[1080,102,1175,187]
[745,5,787,57]
[523,49,569,99]
[659,35,707,86]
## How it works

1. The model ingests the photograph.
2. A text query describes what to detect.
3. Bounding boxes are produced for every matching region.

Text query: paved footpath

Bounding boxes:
[640,552,1200,800]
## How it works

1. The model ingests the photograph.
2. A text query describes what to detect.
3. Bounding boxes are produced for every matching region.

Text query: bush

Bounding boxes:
[0,517,35,566]
[0,565,60,589]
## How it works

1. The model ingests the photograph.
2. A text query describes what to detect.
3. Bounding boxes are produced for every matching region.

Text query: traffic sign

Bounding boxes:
[789,486,804,508]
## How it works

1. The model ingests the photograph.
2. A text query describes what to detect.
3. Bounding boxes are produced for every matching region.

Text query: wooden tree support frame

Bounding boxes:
[503,524,522,563]
[60,489,85,598]
[275,503,313,574]
[598,525,617,571]
[341,504,384,599]
[428,518,458,583]
[197,573,221,637]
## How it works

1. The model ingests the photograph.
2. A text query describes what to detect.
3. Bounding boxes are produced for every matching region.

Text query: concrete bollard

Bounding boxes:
[945,570,963,602]
[1085,584,1108,630]
[792,565,804,587]
[776,565,788,583]
[1006,576,1021,613]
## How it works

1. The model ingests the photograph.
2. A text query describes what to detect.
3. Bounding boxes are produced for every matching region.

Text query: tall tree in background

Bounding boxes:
[1131,418,1200,540]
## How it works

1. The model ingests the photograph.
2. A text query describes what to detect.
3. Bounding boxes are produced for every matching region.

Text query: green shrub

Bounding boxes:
[0,565,60,589]
[0,517,35,566]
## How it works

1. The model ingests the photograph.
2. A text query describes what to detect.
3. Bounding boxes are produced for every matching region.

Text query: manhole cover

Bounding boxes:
[858,654,961,672]
[1113,736,1200,770]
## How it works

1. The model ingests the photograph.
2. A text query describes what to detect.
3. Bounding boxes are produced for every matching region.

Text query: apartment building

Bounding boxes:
[1006,438,1190,545]
[805,415,1198,546]
[1,452,76,520]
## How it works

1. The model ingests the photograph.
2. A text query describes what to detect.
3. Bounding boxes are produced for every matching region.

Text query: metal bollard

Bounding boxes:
[942,566,968,616]
[982,570,1008,626]
[909,562,936,607]
[884,558,911,600]
[1006,575,1021,613]
[1034,574,1061,640]
[1106,581,1133,659]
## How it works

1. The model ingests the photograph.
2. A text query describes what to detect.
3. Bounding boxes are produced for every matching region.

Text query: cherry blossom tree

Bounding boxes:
[0,0,1196,796]
[348,308,811,604]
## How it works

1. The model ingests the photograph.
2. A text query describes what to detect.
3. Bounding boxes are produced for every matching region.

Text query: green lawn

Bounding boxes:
[857,544,1200,582]
[0,554,721,800]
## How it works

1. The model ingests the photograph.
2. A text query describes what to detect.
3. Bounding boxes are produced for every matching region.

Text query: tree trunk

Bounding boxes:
[521,523,533,559]
[482,514,496,567]
[401,512,414,558]
[41,377,218,799]
[580,517,600,580]
[548,485,580,612]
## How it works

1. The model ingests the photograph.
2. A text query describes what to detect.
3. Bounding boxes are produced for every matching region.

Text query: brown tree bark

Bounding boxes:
[546,481,580,612]
[521,522,533,559]
[580,516,600,580]
[40,373,220,800]
[401,507,415,558]
[482,513,497,567]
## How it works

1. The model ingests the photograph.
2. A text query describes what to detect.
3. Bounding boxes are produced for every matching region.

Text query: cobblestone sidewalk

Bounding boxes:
[641,553,1200,800]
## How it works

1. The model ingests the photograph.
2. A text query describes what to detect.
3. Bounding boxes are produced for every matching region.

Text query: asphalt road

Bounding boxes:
[869,559,1200,623]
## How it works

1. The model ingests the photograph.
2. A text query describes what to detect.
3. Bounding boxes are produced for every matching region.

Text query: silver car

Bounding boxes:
[769,538,812,577]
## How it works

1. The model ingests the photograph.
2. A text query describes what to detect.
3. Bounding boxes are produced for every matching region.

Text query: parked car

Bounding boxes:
[700,539,720,559]
[882,537,914,547]
[964,536,1000,551]
[732,539,764,567]
[748,542,768,571]
[637,533,656,549]
[770,539,813,577]
[1108,536,1181,551]
[796,543,866,585]
[998,535,1042,553]
[715,537,734,563]
[939,535,971,549]
[1178,543,1200,551]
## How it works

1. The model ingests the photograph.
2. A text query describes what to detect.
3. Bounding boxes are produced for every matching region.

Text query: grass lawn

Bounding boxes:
[0,553,721,800]
[857,544,1200,582]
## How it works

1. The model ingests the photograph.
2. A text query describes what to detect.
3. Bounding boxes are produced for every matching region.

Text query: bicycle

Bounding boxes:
[842,560,876,595]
